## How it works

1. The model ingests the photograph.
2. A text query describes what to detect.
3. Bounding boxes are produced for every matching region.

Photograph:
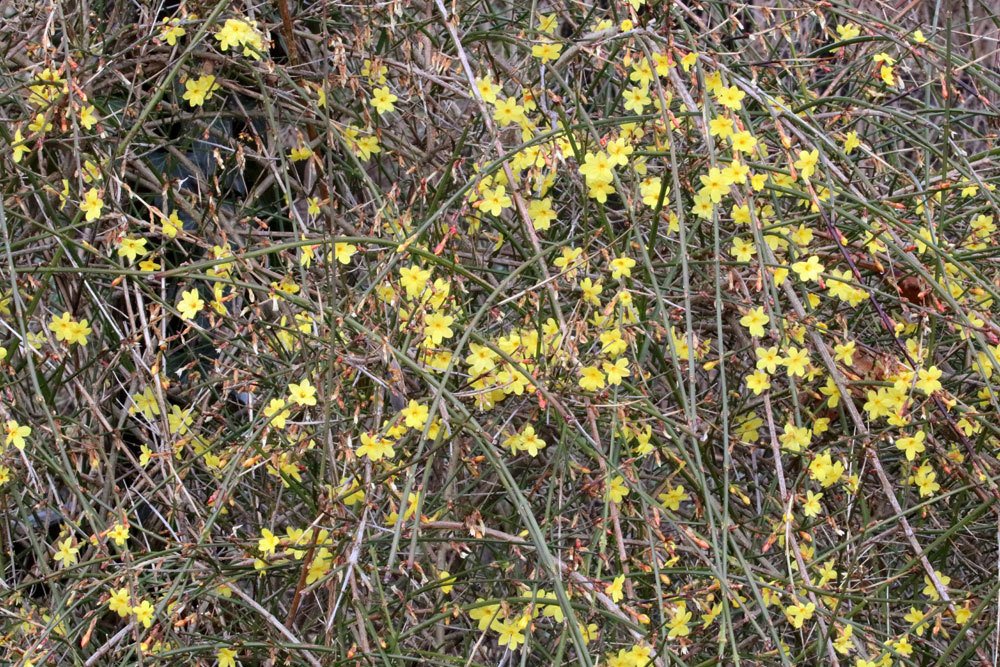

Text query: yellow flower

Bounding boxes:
[578,622,599,645]
[658,484,689,510]
[667,602,692,638]
[953,604,972,625]
[492,96,526,126]
[793,149,820,180]
[288,378,317,406]
[493,617,526,649]
[117,237,148,264]
[912,461,940,497]
[474,75,501,104]
[779,423,812,453]
[475,185,512,216]
[880,65,896,87]
[791,255,824,282]
[587,178,615,202]
[606,475,629,503]
[162,211,182,238]
[606,574,625,602]
[167,404,194,435]
[724,160,750,185]
[130,387,161,420]
[512,425,546,456]
[80,188,104,221]
[370,86,398,115]
[809,451,845,487]
[578,365,606,391]
[5,420,30,450]
[423,311,455,345]
[553,246,584,277]
[739,307,770,337]
[608,135,635,163]
[892,635,914,656]
[334,242,357,264]
[730,130,757,154]
[788,224,814,248]
[579,277,603,306]
[895,431,926,461]
[843,131,861,154]
[400,400,429,429]
[176,289,204,320]
[53,537,80,567]
[649,51,672,77]
[784,600,815,629]
[802,490,823,517]
[78,105,98,130]
[160,17,187,45]
[709,116,734,138]
[729,236,757,262]
[438,571,456,594]
[601,328,628,357]
[834,340,856,365]
[816,560,838,588]
[344,126,381,160]
[49,312,92,346]
[782,347,810,377]
[399,265,432,299]
[537,12,558,34]
[339,479,365,506]
[527,198,557,230]
[29,67,66,106]
[904,606,928,635]
[28,113,53,133]
[258,528,280,555]
[356,432,395,461]
[108,523,130,546]
[182,74,219,107]
[362,58,388,84]
[836,23,860,40]
[609,256,636,280]
[622,85,651,114]
[602,357,630,386]
[639,177,669,208]
[921,570,951,600]
[578,151,614,185]
[699,166,732,203]
[109,588,132,617]
[132,599,155,628]
[714,85,745,110]
[531,40,562,62]
[746,370,771,395]
[916,366,943,394]
[217,647,237,667]
[214,18,265,58]
[12,129,29,163]
[289,145,313,161]
[469,600,503,630]
[263,398,290,429]
[465,343,498,375]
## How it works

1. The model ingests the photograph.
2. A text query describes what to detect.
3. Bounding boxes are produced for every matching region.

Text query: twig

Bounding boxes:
[229,584,324,667]
[84,622,134,666]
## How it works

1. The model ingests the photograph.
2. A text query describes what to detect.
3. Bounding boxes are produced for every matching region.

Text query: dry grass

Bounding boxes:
[1,1,999,665]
